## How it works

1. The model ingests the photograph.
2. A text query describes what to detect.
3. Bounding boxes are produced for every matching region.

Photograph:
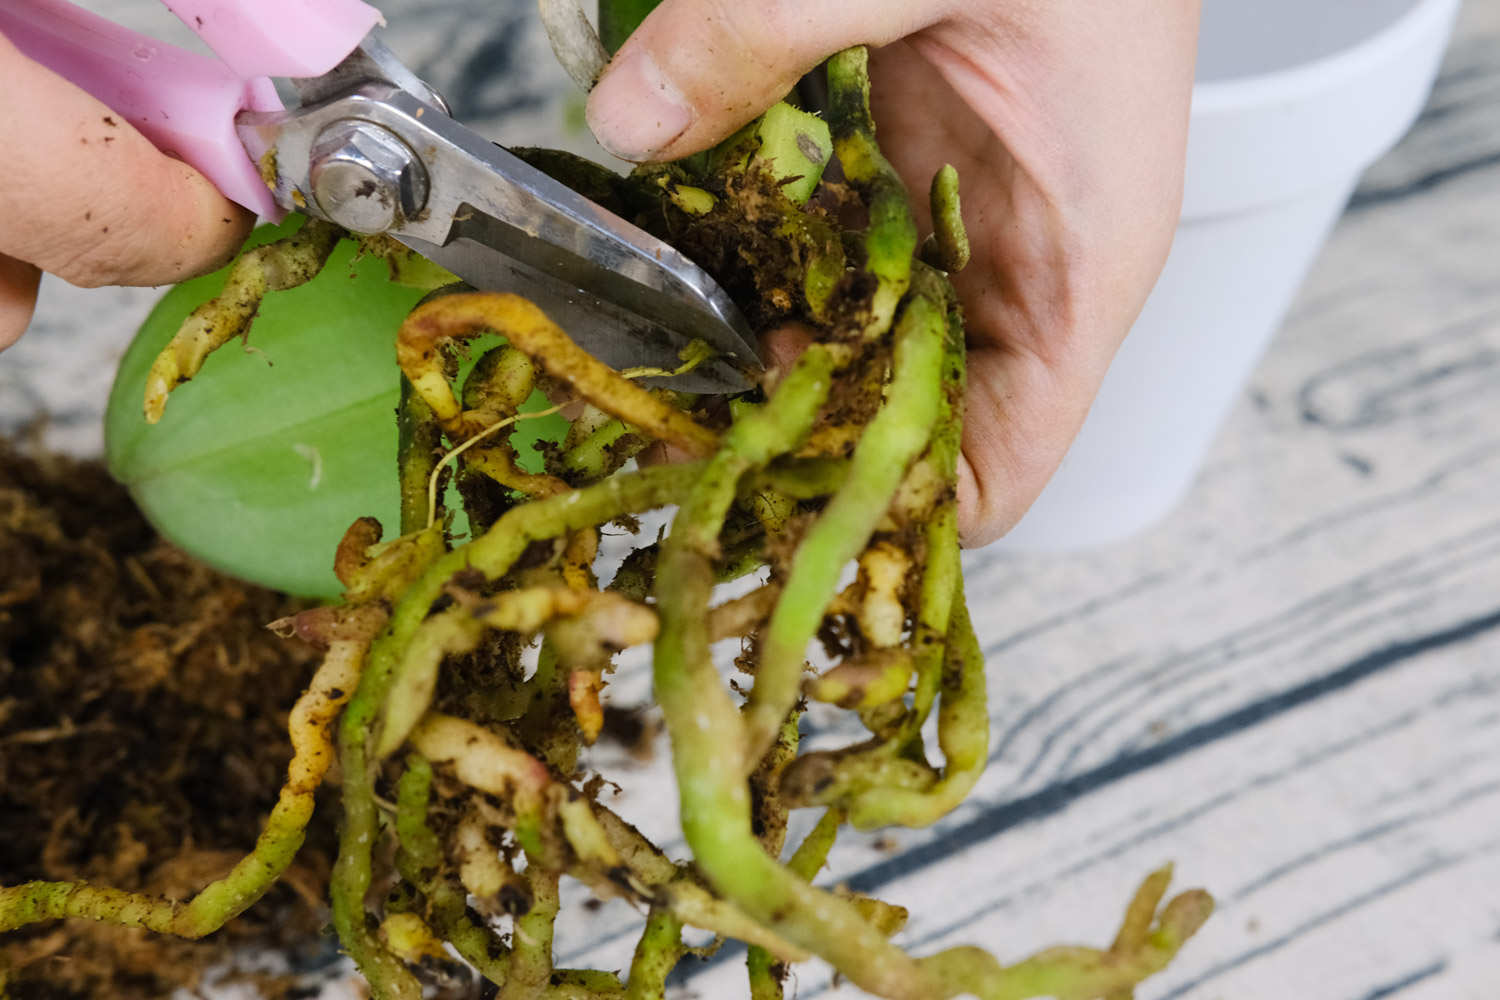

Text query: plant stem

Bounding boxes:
[394,755,512,984]
[398,378,442,533]
[652,327,948,998]
[846,584,986,829]
[923,164,971,273]
[742,293,945,763]
[654,497,942,1000]
[398,292,719,457]
[625,907,684,1000]
[331,471,695,999]
[744,807,843,1000]
[143,218,340,422]
[501,866,562,1000]
[826,48,917,340]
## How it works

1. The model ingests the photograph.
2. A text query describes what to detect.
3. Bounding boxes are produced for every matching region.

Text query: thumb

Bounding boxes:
[585,0,946,162]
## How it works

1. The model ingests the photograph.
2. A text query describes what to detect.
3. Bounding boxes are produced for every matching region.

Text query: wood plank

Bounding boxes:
[3,1,1495,998]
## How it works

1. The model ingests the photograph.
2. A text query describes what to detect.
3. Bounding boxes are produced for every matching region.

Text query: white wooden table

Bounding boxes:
[2,3,1496,998]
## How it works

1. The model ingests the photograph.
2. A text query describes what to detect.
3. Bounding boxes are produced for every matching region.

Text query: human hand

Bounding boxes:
[0,32,253,351]
[586,0,1199,545]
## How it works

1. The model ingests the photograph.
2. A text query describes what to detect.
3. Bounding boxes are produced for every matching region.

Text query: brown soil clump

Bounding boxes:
[1,440,334,999]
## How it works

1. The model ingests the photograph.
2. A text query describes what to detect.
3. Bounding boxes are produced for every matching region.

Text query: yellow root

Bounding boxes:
[857,541,911,648]
[397,292,719,456]
[143,220,341,422]
[707,584,780,642]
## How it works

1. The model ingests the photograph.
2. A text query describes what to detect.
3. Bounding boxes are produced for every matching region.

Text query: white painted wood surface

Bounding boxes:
[2,2,1496,999]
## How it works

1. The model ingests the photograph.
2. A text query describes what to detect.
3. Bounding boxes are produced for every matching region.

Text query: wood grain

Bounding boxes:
[2,1,1495,998]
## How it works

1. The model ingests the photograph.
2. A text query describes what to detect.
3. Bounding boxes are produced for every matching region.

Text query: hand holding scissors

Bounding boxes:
[0,0,759,392]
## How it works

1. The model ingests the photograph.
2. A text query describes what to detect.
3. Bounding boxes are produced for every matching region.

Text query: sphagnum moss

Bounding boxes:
[0,20,1213,1000]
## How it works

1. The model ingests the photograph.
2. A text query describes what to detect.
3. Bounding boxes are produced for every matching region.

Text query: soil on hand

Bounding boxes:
[1,440,335,999]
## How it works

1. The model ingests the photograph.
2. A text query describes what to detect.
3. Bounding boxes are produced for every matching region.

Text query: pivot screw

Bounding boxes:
[308,120,429,234]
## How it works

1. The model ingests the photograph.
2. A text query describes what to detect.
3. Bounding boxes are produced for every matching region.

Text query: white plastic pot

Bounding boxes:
[998,0,1462,550]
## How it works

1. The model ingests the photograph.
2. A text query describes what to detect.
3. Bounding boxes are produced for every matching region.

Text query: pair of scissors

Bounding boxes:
[0,0,760,393]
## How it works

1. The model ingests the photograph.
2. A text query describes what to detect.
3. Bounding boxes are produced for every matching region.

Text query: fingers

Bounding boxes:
[860,13,1196,546]
[585,0,950,162]
[0,254,42,350]
[0,34,253,294]
[955,342,1108,548]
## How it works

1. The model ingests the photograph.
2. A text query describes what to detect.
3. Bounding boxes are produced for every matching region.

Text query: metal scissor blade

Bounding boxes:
[397,222,754,394]
[395,101,762,392]
[240,83,762,392]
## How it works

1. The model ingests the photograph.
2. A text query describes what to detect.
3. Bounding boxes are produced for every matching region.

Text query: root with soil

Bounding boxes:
[0,32,1211,1000]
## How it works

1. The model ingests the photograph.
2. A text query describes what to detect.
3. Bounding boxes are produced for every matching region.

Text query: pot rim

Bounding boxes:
[1192,0,1460,116]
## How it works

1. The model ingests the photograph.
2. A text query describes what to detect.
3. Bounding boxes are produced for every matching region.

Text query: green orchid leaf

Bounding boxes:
[106,219,566,599]
[106,220,423,598]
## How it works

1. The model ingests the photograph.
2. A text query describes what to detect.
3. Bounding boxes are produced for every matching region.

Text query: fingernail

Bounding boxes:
[586,48,694,162]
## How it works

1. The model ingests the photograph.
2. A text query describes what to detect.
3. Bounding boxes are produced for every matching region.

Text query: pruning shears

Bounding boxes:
[0,0,761,393]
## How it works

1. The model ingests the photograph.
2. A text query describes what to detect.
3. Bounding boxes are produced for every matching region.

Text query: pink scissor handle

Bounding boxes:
[162,0,381,79]
[0,0,380,218]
